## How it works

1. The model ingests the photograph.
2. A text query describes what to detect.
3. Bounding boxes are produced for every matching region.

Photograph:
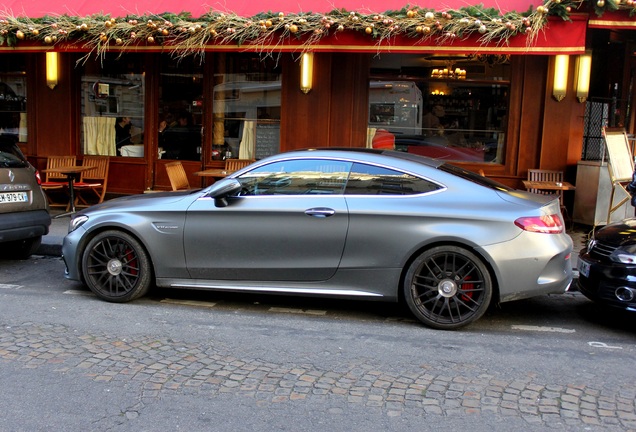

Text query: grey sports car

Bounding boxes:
[62,149,573,330]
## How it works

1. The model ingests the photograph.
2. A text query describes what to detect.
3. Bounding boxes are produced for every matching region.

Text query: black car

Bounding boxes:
[0,135,51,259]
[577,219,636,311]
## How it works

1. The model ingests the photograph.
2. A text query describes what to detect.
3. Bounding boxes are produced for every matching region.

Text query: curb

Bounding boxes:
[37,243,62,257]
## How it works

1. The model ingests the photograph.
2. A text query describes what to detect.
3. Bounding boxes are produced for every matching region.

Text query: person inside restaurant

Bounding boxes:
[114,116,132,156]
[161,111,201,160]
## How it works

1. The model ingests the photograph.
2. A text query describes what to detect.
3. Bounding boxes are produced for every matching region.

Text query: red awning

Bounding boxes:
[0,0,586,55]
[3,1,545,18]
[588,10,636,29]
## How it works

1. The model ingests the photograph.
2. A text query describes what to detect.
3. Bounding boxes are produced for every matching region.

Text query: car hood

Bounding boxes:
[594,218,636,246]
[78,189,202,214]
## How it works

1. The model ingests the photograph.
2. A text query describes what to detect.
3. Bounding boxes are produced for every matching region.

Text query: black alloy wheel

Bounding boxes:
[81,230,152,302]
[404,245,492,330]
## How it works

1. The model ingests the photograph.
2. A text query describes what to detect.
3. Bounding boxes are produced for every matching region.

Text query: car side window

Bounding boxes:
[238,159,352,196]
[345,162,441,195]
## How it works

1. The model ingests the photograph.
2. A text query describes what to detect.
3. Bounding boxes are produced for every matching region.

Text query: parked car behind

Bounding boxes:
[0,136,51,259]
[577,218,636,311]
[62,148,573,330]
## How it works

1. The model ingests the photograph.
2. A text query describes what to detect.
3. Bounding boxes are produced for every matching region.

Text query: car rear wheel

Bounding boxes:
[81,230,152,302]
[404,245,492,330]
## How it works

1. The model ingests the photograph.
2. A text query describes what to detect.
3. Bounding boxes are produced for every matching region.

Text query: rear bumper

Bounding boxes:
[481,230,573,302]
[0,210,51,242]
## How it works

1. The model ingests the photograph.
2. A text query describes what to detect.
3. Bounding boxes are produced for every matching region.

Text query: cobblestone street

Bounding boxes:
[2,321,635,430]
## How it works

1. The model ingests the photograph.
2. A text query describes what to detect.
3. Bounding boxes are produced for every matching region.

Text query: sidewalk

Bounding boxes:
[37,210,591,277]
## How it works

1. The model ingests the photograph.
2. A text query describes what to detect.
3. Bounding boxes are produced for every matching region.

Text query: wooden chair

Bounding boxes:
[165,161,190,191]
[41,155,76,209]
[527,169,567,217]
[74,155,110,208]
[224,159,255,172]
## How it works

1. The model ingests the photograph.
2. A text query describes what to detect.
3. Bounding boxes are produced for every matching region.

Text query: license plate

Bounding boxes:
[0,192,28,204]
[578,258,591,278]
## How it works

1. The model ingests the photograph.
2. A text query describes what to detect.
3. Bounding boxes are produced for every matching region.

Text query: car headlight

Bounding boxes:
[68,215,89,233]
[611,242,636,264]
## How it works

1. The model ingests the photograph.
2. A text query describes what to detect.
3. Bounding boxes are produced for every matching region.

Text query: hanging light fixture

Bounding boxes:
[575,51,592,103]
[552,55,569,102]
[46,52,59,89]
[300,52,314,94]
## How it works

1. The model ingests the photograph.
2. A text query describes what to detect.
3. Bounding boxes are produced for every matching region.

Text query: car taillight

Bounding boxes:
[34,170,42,185]
[514,214,564,234]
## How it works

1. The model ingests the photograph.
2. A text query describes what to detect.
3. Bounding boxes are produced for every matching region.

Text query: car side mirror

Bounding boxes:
[207,178,242,207]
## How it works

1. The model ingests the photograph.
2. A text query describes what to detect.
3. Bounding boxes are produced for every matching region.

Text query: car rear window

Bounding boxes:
[0,137,28,168]
[439,163,514,192]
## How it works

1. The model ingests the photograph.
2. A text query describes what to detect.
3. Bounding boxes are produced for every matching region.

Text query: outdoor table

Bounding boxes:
[42,165,96,215]
[193,168,236,179]
[522,180,576,192]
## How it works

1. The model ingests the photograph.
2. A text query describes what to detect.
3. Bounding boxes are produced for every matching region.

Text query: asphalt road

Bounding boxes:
[0,254,634,431]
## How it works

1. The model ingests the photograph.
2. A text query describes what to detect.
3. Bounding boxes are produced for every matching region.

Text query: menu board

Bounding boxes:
[604,129,634,181]
[255,123,280,160]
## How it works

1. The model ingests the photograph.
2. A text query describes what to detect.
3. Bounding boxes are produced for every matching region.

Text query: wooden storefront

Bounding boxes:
[0,0,618,203]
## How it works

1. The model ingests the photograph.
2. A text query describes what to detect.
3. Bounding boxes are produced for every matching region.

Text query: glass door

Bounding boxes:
[158,57,204,162]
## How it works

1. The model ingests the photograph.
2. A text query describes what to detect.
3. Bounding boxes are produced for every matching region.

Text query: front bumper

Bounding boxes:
[577,249,636,311]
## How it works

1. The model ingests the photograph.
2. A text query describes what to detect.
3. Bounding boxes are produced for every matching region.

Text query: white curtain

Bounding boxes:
[19,112,27,142]
[83,117,116,156]
[366,128,377,149]
[239,120,256,159]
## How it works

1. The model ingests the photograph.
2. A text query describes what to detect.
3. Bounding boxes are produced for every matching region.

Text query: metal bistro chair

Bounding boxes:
[74,155,110,208]
[165,161,191,191]
[41,155,76,209]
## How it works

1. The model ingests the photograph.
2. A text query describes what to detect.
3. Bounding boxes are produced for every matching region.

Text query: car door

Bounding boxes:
[183,158,351,281]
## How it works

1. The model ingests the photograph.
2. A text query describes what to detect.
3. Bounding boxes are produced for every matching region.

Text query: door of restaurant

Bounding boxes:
[154,57,206,188]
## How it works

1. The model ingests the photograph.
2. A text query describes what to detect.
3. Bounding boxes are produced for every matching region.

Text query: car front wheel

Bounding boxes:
[404,245,492,330]
[81,230,152,302]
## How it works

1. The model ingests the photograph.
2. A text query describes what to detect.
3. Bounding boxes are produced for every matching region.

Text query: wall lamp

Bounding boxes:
[46,52,59,89]
[300,52,314,94]
[575,51,592,103]
[552,54,569,102]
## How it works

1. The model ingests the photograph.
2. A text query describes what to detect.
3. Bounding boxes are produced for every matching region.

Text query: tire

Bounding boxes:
[2,236,41,260]
[81,230,152,303]
[404,245,492,330]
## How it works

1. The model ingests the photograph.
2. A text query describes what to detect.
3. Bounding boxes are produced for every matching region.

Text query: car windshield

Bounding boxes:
[0,138,28,169]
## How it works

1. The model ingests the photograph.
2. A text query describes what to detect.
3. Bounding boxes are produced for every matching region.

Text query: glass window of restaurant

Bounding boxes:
[368,54,510,164]
[158,56,204,161]
[0,55,27,145]
[212,53,281,161]
[80,54,145,157]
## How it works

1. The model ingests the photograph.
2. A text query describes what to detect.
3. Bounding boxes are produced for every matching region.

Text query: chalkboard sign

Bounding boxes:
[255,123,280,160]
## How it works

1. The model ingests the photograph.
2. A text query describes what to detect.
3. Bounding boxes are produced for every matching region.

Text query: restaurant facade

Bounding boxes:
[0,0,634,210]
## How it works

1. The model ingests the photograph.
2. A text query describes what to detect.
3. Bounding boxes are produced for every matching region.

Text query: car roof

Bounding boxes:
[278,147,446,169]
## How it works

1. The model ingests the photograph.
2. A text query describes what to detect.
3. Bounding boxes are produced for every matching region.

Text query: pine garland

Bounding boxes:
[0,1,588,59]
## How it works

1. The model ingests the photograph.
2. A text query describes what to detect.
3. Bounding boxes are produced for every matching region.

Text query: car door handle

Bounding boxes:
[305,207,336,218]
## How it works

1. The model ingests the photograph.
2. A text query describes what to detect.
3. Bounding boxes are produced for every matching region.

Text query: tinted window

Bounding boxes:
[345,163,440,195]
[439,163,513,192]
[0,136,28,168]
[238,159,351,195]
